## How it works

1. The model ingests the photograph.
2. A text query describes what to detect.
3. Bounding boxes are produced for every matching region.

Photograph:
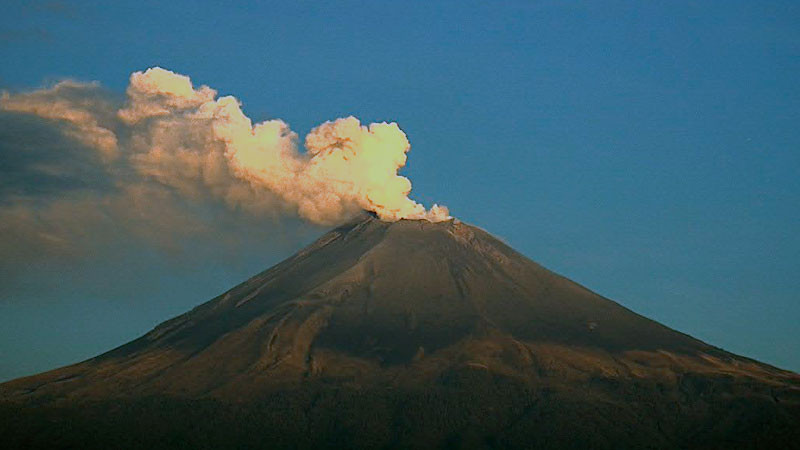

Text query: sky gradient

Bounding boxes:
[1,0,798,381]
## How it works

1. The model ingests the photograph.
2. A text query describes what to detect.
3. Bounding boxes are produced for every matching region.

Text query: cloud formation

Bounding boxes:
[1,67,447,226]
[1,81,118,158]
[0,68,448,298]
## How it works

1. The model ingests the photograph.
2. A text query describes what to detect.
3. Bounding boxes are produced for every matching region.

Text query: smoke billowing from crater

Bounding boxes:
[1,67,449,226]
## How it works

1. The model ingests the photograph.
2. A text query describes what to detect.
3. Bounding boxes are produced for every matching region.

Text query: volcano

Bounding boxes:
[2,214,799,449]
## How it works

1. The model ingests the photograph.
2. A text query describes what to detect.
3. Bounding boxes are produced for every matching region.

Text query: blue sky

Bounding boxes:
[0,0,798,380]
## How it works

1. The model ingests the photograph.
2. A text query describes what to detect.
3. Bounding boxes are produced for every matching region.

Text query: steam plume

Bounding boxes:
[1,67,449,225]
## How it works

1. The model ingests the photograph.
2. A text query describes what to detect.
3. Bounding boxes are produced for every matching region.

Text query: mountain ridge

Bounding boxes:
[2,213,799,449]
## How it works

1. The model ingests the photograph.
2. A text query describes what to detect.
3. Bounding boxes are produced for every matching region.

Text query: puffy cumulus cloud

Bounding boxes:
[118,67,216,124]
[1,66,447,226]
[114,67,449,224]
[0,67,449,280]
[300,118,447,222]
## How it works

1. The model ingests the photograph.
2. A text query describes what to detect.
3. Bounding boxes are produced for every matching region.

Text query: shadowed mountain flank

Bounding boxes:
[2,214,799,449]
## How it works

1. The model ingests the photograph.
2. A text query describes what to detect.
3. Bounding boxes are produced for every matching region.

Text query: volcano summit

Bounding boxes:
[2,214,799,449]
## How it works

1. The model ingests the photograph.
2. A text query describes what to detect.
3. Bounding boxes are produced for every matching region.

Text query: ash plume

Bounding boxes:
[0,67,449,298]
[1,67,449,226]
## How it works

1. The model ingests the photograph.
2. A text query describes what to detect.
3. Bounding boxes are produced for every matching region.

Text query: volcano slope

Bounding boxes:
[1,214,799,449]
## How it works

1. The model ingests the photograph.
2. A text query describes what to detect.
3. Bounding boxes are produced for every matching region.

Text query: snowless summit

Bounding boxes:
[2,213,799,449]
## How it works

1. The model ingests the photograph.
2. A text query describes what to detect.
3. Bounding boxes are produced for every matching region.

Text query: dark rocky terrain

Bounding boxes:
[2,213,799,449]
